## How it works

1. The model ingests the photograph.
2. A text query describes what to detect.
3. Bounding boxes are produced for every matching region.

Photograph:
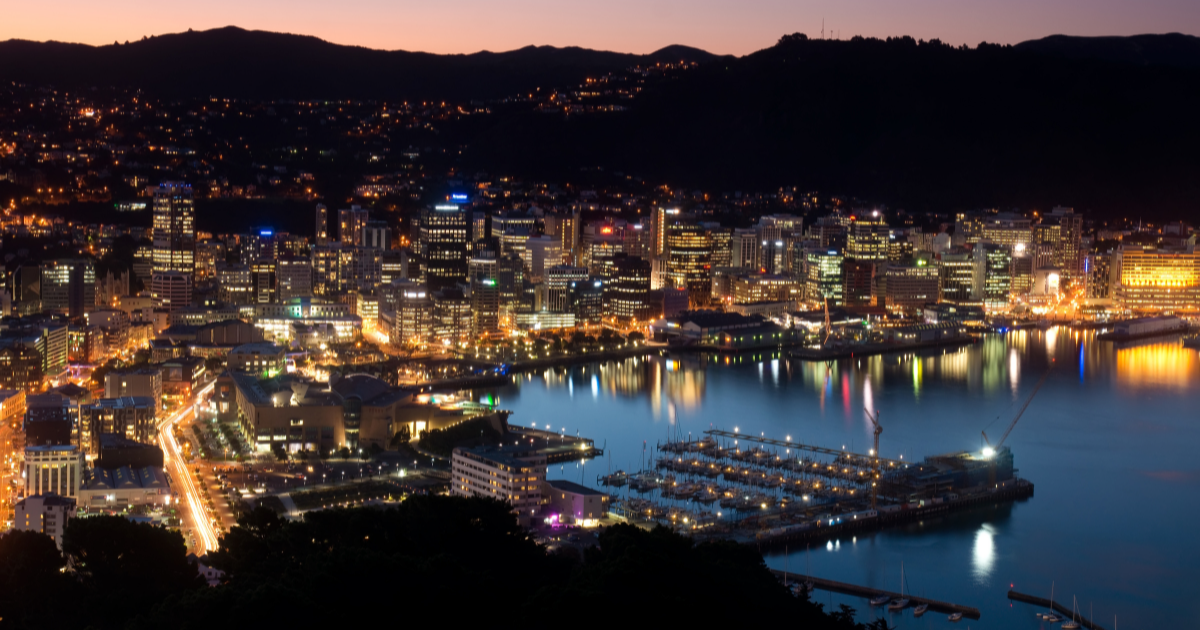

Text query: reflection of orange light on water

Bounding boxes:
[1116,344,1199,390]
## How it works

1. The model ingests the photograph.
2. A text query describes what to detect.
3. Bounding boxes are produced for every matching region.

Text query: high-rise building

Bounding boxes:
[581,224,624,280]
[393,281,432,347]
[1117,246,1200,313]
[1086,253,1116,300]
[546,265,589,313]
[623,222,653,260]
[79,397,157,456]
[41,259,95,317]
[805,249,844,306]
[151,182,195,276]
[653,207,681,256]
[522,235,563,283]
[842,260,875,307]
[277,256,313,301]
[1049,207,1083,281]
[24,444,83,499]
[939,251,977,304]
[315,204,329,244]
[420,205,469,292]
[570,278,605,325]
[704,225,733,269]
[338,206,369,246]
[610,255,651,323]
[847,212,889,262]
[363,220,391,250]
[431,288,471,345]
[217,265,253,305]
[731,229,760,269]
[664,221,712,307]
[873,262,941,310]
[251,260,277,304]
[497,253,525,311]
[468,251,500,336]
[973,243,1013,309]
[150,271,192,312]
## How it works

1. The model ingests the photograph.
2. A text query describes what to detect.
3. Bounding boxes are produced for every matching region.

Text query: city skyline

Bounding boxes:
[3,0,1198,55]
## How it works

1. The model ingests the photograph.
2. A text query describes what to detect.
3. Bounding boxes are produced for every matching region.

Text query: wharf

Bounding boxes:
[1008,590,1106,630]
[787,337,976,361]
[507,425,603,463]
[770,569,981,619]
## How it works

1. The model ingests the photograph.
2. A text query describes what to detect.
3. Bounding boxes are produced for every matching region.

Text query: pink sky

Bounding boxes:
[4,0,1198,55]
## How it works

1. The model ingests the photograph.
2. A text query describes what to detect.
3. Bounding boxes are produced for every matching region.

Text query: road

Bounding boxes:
[157,381,220,554]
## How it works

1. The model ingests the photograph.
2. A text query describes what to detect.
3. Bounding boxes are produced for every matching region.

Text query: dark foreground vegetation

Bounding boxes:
[0,496,884,629]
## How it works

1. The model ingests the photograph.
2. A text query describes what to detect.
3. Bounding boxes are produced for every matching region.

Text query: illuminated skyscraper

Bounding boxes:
[664,221,712,307]
[468,250,500,335]
[315,204,329,244]
[805,249,844,306]
[151,182,195,276]
[420,205,469,292]
[610,255,651,322]
[847,212,890,263]
[973,243,1013,310]
[41,259,95,317]
[338,206,369,246]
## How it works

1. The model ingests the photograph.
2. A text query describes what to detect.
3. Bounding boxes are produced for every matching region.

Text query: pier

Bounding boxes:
[770,569,981,619]
[1008,590,1106,630]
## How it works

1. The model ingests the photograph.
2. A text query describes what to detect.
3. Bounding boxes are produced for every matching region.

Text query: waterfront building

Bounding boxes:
[973,243,1013,310]
[873,262,940,311]
[546,265,589,313]
[842,260,875,307]
[421,204,469,292]
[543,479,609,523]
[939,250,979,304]
[805,248,844,306]
[1117,246,1200,313]
[451,445,547,526]
[731,273,802,305]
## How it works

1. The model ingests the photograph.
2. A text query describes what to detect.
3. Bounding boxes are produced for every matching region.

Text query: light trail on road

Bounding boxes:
[157,379,220,553]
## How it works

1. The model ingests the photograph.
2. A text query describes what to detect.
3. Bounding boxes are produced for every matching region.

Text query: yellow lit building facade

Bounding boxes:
[1118,248,1200,313]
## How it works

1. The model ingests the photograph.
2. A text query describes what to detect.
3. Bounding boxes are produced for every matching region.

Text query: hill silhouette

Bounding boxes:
[1013,33,1200,68]
[463,34,1200,217]
[0,26,723,101]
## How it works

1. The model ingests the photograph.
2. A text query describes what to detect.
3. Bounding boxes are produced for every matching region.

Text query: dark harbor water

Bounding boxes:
[487,329,1199,629]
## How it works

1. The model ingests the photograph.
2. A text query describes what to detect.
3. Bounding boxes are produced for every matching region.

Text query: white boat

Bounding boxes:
[869,595,890,606]
[948,612,963,622]
[913,603,928,617]
[1045,614,1062,623]
[1061,596,1081,629]
[887,563,909,610]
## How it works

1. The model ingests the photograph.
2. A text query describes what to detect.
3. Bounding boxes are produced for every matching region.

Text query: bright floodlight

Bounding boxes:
[982,447,996,458]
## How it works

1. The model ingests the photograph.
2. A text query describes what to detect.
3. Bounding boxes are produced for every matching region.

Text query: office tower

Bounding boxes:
[653,207,680,256]
[1086,253,1115,300]
[421,205,469,292]
[760,240,785,275]
[558,211,581,264]
[150,271,192,312]
[1011,250,1035,297]
[731,229,760,269]
[468,251,500,335]
[363,220,391,250]
[664,221,712,307]
[310,244,341,297]
[847,212,889,262]
[339,206,369,246]
[218,265,253,305]
[41,259,95,317]
[939,251,977,303]
[79,397,157,455]
[581,224,624,280]
[523,235,562,283]
[623,222,652,260]
[497,254,525,310]
[471,211,488,244]
[381,250,408,285]
[1049,207,1083,280]
[277,256,313,301]
[344,247,383,291]
[394,281,432,346]
[973,243,1013,309]
[14,265,42,315]
[703,225,733,268]
[610,255,651,323]
[24,444,83,499]
[570,278,605,325]
[546,265,589,313]
[757,214,803,242]
[842,260,875,307]
[251,260,277,304]
[431,288,471,346]
[873,261,940,310]
[24,395,72,446]
[806,249,844,306]
[1117,246,1200,312]
[980,212,1034,250]
[195,240,225,281]
[316,204,329,244]
[151,182,196,276]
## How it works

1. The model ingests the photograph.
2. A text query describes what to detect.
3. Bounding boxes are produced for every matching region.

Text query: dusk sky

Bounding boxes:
[4,0,1199,55]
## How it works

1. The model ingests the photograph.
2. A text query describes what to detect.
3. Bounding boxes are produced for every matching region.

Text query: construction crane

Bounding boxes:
[982,368,1052,457]
[864,408,882,509]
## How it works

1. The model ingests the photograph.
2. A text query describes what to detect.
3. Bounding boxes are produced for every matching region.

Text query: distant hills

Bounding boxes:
[463,34,1200,217]
[0,26,722,101]
[4,28,1200,216]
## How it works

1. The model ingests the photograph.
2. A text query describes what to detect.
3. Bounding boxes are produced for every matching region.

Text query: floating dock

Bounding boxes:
[770,569,981,619]
[1008,590,1106,630]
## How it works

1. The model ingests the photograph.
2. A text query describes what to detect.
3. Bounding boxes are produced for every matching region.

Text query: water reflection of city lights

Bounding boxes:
[972,524,996,584]
[1116,343,1198,391]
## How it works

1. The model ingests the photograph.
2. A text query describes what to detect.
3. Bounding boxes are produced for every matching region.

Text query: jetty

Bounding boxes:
[770,569,981,619]
[1008,590,1106,630]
